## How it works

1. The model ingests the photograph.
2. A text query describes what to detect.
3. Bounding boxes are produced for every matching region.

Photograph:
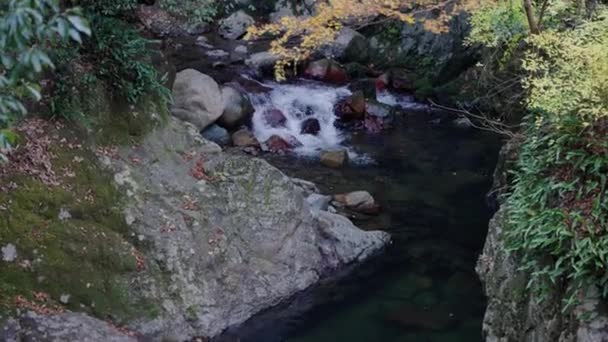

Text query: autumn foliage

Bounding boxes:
[245,0,482,80]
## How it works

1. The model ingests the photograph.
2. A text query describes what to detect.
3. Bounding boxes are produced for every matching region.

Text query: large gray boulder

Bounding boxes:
[171,69,224,130]
[218,10,254,40]
[1,312,136,342]
[101,118,389,340]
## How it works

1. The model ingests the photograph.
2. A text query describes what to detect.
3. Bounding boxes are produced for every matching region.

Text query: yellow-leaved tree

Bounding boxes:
[245,0,483,80]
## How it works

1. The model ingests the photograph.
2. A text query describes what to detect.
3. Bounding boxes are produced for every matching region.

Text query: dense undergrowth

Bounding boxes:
[468,1,608,310]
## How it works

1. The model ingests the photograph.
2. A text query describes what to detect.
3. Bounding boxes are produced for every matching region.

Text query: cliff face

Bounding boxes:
[477,143,608,342]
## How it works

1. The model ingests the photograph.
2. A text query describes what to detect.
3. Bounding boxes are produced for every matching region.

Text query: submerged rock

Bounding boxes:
[263,109,287,128]
[171,69,224,130]
[264,135,297,153]
[320,149,349,168]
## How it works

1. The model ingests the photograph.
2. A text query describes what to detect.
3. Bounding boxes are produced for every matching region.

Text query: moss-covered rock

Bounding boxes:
[0,122,154,325]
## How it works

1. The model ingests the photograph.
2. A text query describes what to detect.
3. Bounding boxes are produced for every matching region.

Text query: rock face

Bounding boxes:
[1,119,387,341]
[98,118,390,339]
[171,69,224,130]
[218,10,255,40]
[1,312,136,342]
[477,143,608,342]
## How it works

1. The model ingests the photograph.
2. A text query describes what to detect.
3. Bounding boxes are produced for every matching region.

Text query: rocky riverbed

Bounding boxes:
[1,2,507,341]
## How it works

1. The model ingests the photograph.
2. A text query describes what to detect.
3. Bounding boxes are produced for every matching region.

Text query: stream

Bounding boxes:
[224,80,500,342]
[174,39,501,342]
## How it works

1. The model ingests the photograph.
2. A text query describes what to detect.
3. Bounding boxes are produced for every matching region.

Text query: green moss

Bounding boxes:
[0,136,147,323]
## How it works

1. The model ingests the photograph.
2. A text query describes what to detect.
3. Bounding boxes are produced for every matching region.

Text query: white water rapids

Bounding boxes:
[246,78,429,158]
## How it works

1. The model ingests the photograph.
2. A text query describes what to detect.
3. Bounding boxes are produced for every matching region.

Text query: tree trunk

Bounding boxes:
[523,0,540,34]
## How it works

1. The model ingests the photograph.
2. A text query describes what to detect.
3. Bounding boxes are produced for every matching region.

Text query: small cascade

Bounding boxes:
[376,90,429,112]
[249,79,352,156]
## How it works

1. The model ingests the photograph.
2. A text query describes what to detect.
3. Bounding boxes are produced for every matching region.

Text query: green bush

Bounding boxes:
[77,0,138,17]
[160,0,218,27]
[0,0,90,160]
[505,13,608,309]
[51,16,170,124]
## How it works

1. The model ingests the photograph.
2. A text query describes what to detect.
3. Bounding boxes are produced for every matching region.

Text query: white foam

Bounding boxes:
[250,80,352,156]
[376,90,429,112]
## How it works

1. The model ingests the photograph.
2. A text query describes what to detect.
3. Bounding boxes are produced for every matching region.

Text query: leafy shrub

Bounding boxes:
[505,13,608,309]
[159,0,218,27]
[0,0,90,160]
[51,16,170,119]
[76,0,138,17]
[88,16,170,105]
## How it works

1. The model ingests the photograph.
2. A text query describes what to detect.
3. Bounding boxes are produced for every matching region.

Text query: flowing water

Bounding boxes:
[221,79,502,342]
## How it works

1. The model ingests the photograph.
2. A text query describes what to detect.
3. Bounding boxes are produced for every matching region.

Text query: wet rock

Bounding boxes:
[218,10,254,40]
[363,115,384,134]
[219,85,254,129]
[321,27,369,64]
[333,191,380,214]
[375,73,390,91]
[334,91,366,121]
[453,117,473,129]
[366,101,395,126]
[349,78,377,99]
[171,69,224,130]
[201,124,230,145]
[231,128,260,147]
[206,49,230,59]
[264,135,296,153]
[320,149,349,168]
[246,52,279,76]
[291,178,320,196]
[234,45,248,54]
[300,118,321,135]
[307,194,332,212]
[263,109,287,128]
[304,59,349,85]
[195,35,213,48]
